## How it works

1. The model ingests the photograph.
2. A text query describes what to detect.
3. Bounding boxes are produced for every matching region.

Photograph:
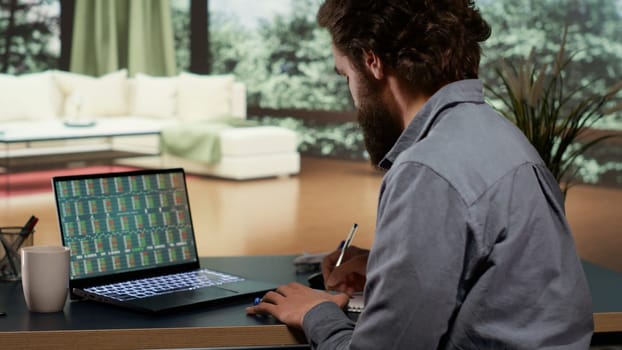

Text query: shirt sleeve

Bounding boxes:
[303,302,356,349]
[303,162,471,349]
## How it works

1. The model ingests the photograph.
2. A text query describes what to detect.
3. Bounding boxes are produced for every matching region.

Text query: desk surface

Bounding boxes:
[0,255,621,349]
[582,260,622,334]
[0,255,308,349]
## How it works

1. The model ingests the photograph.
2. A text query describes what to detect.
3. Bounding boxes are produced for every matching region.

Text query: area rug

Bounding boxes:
[0,166,140,198]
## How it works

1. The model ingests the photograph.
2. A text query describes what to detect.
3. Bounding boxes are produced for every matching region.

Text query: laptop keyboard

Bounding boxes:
[85,268,245,301]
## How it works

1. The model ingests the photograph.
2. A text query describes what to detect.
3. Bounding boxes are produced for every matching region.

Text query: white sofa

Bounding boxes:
[0,70,300,180]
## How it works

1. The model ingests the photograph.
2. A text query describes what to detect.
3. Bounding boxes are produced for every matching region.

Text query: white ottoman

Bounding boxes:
[162,126,300,180]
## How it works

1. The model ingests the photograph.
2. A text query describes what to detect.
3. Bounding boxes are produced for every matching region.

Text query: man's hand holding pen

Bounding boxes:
[322,245,369,296]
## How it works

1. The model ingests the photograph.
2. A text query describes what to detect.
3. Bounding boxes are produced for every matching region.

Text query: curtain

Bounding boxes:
[70,0,176,77]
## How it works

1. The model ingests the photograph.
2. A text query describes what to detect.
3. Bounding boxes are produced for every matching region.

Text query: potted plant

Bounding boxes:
[485,29,622,197]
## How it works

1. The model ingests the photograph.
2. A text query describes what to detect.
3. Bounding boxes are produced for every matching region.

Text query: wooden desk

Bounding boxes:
[583,260,622,345]
[0,256,621,349]
[0,255,309,349]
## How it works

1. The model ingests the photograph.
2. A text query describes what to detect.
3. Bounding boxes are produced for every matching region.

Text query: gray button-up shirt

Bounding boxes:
[303,80,593,349]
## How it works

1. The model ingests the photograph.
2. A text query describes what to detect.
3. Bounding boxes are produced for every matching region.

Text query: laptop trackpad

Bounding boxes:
[130,287,238,312]
[185,287,238,301]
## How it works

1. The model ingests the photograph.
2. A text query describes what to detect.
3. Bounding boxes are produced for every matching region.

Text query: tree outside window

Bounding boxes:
[0,0,60,74]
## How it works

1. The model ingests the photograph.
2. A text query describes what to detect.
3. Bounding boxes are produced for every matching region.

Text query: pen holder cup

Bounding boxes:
[0,227,34,281]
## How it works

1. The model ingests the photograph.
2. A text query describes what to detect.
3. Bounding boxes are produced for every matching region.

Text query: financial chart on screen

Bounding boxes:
[54,171,198,279]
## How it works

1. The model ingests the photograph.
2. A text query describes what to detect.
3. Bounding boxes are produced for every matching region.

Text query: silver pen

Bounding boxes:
[335,223,359,267]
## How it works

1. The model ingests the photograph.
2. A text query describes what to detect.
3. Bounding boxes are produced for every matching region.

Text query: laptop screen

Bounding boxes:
[53,169,199,280]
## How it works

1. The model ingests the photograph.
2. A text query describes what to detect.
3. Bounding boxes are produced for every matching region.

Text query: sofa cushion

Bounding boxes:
[131,73,178,118]
[177,72,234,121]
[0,72,60,121]
[53,69,128,117]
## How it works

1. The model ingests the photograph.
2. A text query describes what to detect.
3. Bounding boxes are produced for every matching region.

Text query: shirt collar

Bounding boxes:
[378,79,485,170]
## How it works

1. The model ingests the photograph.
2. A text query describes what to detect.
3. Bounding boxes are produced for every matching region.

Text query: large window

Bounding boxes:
[2,0,621,187]
[199,0,622,186]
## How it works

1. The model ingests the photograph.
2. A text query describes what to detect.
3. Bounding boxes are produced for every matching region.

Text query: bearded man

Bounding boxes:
[247,1,594,348]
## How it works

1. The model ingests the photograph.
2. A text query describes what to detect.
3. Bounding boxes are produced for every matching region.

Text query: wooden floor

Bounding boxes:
[1,156,621,273]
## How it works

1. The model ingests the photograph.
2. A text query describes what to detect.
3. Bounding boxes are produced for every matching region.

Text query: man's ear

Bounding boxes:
[363,50,384,80]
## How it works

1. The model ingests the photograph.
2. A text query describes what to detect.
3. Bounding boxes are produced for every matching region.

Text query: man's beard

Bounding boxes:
[356,76,404,166]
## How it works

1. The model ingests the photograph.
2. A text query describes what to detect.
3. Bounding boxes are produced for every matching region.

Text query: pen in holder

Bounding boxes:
[0,215,38,281]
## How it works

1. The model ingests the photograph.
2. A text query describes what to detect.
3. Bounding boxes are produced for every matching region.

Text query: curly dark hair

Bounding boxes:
[317,0,491,95]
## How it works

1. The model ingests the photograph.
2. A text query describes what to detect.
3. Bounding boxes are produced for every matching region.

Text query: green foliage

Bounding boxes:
[170,1,190,73]
[252,116,367,160]
[485,28,622,195]
[479,0,622,130]
[208,0,353,111]
[0,0,59,74]
[572,147,622,185]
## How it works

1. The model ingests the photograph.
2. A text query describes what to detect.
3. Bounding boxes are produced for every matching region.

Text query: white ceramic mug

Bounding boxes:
[20,245,70,313]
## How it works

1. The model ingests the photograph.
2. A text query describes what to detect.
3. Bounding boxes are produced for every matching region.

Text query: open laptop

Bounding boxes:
[52,168,277,314]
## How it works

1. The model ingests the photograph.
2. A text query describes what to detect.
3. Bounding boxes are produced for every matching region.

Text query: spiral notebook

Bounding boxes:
[347,293,365,313]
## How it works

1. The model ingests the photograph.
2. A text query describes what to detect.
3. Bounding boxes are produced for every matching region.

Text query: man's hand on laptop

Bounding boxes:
[246,282,349,329]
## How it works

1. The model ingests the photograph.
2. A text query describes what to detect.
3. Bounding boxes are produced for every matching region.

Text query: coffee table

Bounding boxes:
[0,118,166,190]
